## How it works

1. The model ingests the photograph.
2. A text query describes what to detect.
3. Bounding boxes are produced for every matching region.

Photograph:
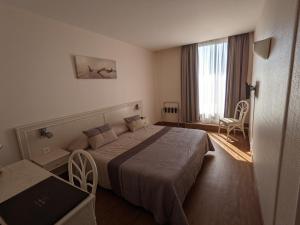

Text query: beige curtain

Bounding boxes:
[224,33,250,117]
[181,44,199,122]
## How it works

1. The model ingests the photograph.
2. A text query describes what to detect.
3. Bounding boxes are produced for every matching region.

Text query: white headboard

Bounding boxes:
[15,100,142,160]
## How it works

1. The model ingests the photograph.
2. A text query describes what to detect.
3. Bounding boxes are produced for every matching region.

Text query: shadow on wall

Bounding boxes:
[255,81,260,98]
[70,55,78,79]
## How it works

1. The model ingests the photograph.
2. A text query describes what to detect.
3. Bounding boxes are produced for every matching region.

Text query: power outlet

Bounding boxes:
[42,147,51,154]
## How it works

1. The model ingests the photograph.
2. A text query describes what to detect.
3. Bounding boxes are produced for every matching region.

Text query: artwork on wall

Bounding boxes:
[74,55,117,79]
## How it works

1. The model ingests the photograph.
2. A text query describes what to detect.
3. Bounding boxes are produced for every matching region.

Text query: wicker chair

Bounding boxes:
[218,100,249,141]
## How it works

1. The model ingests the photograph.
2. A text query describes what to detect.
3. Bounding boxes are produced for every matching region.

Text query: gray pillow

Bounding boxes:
[88,129,118,149]
[97,123,111,133]
[83,123,118,149]
[83,128,100,138]
[83,123,112,137]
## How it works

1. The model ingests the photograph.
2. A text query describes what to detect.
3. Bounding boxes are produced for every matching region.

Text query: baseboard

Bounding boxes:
[155,121,249,134]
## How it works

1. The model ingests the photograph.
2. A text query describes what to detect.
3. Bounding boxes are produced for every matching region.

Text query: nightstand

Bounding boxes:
[31,148,70,174]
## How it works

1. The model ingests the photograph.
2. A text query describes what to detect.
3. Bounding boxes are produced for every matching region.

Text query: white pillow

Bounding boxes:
[88,129,118,150]
[127,118,148,132]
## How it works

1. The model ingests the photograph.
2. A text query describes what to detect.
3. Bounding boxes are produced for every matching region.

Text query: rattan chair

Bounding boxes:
[218,100,249,141]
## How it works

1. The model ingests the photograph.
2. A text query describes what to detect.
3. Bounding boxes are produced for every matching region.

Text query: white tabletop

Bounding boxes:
[0,160,97,225]
[0,159,51,203]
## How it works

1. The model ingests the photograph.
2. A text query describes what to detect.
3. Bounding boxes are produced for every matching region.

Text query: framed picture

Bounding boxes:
[74,55,117,79]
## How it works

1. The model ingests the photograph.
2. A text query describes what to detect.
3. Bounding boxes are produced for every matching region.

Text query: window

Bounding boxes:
[198,39,228,123]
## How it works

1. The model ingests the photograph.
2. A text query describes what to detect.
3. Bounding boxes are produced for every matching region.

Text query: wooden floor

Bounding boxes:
[94,132,263,225]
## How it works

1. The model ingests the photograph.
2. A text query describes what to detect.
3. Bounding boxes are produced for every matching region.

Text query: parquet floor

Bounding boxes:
[94,132,263,225]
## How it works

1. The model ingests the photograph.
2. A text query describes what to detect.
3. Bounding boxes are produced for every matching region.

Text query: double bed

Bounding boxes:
[88,124,214,225]
[15,101,214,225]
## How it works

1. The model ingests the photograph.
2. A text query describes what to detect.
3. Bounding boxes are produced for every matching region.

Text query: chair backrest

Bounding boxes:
[68,150,98,195]
[234,100,249,123]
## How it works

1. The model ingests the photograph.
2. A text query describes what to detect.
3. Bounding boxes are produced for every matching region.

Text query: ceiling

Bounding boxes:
[1,0,265,51]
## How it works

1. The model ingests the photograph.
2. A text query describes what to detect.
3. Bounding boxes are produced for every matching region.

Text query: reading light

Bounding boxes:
[135,104,140,110]
[40,128,54,139]
[246,83,257,99]
[247,83,256,92]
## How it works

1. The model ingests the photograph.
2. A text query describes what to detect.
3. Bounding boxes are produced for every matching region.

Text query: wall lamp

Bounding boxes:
[246,83,257,99]
[254,37,272,59]
[40,128,54,139]
[135,104,140,110]
[248,84,256,92]
[246,81,260,98]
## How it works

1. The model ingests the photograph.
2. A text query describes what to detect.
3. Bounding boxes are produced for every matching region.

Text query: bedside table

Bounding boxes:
[31,149,70,174]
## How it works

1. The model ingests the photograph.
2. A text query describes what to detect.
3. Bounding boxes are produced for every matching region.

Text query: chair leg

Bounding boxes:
[242,126,246,139]
[226,126,230,141]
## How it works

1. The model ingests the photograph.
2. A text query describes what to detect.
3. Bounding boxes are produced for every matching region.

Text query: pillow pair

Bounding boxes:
[83,123,118,150]
[124,115,148,132]
[67,123,128,152]
[66,115,148,151]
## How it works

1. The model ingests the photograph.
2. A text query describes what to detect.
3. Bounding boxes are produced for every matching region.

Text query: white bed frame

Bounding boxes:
[15,100,143,161]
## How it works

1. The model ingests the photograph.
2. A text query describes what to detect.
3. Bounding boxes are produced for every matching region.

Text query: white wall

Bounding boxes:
[251,0,299,224]
[155,47,181,122]
[155,42,253,124]
[0,5,158,166]
[275,7,300,225]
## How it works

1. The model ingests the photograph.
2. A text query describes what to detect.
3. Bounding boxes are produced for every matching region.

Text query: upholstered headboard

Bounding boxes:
[15,100,142,160]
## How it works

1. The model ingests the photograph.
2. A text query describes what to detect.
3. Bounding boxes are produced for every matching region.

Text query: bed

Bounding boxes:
[88,124,214,225]
[15,101,213,225]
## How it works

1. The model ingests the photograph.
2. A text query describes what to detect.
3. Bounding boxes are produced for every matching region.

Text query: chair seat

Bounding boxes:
[220,118,240,125]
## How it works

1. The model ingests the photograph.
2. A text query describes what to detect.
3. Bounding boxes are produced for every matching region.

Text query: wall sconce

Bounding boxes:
[135,104,140,110]
[246,81,260,98]
[254,37,272,59]
[40,128,53,139]
[246,83,256,99]
[249,84,256,92]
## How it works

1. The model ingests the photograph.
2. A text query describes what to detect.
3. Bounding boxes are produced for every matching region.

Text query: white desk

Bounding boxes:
[0,160,97,225]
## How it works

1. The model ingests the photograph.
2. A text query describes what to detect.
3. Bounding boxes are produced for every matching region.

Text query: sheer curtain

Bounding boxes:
[198,39,228,123]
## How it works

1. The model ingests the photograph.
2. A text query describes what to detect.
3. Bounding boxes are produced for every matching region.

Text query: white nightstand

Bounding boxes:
[31,148,70,174]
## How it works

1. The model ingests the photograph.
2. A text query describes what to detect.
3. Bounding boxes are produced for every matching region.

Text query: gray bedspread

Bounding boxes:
[108,126,214,225]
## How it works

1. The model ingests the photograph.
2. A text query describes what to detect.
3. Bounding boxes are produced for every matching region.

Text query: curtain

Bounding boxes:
[181,44,199,122]
[224,33,250,117]
[198,39,228,123]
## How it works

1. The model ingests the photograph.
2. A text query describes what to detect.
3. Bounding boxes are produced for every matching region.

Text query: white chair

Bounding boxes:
[218,100,249,141]
[68,150,98,195]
